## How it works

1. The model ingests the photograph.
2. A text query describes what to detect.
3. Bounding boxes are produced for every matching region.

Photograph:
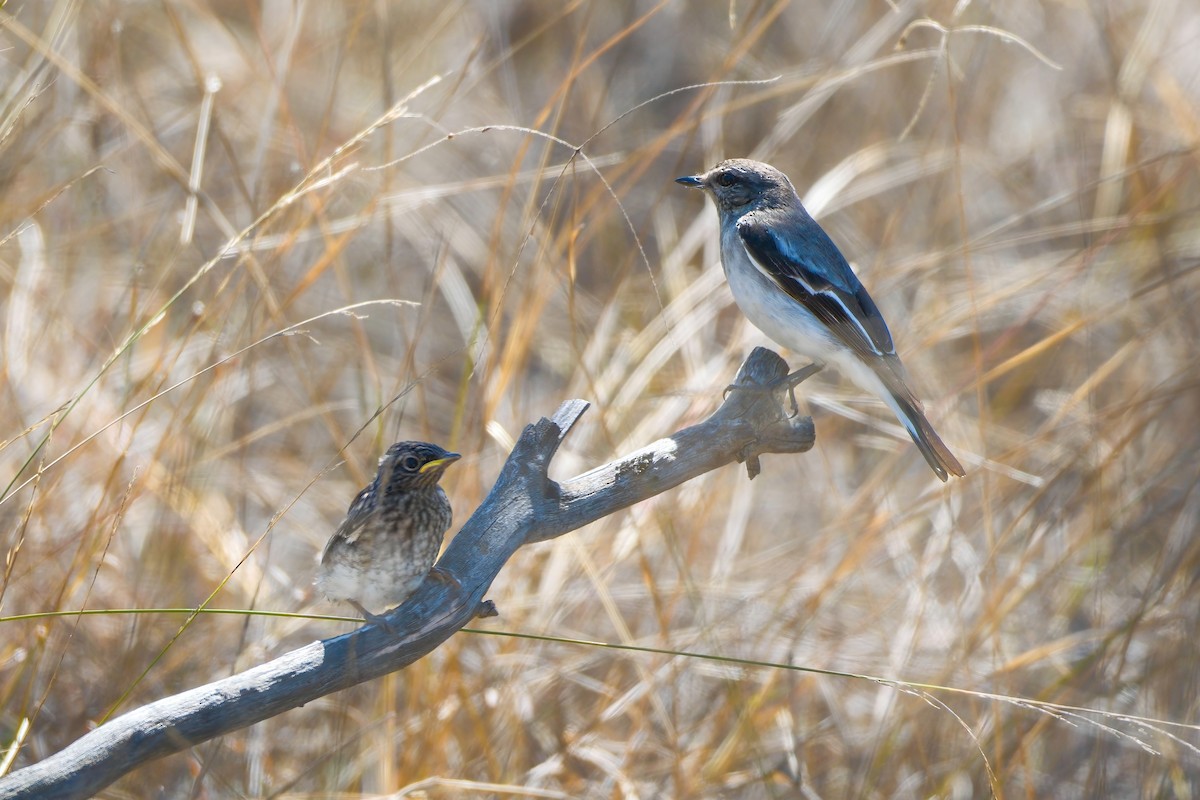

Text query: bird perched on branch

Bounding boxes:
[316,441,461,627]
[677,158,964,481]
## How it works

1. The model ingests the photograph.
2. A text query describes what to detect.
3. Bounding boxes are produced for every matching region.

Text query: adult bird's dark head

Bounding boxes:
[676,158,799,214]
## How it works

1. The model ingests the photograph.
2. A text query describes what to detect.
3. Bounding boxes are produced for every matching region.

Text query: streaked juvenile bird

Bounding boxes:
[316,441,461,627]
[677,158,964,481]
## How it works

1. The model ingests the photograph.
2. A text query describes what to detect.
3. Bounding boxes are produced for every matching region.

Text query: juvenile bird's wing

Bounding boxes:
[736,214,895,360]
[320,484,377,561]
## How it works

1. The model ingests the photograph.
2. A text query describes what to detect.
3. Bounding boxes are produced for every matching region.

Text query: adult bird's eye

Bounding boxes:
[715,172,736,187]
[401,455,422,472]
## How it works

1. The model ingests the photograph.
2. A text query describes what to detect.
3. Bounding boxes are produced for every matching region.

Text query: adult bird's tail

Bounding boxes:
[893,393,965,481]
[871,362,965,482]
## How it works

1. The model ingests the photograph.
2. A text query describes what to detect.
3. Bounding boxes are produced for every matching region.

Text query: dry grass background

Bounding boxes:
[1,0,1199,797]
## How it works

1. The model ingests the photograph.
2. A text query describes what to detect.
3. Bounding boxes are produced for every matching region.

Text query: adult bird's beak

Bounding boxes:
[675,174,705,188]
[419,453,462,474]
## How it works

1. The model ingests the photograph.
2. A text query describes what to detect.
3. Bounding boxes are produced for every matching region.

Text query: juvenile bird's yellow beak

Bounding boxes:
[419,453,461,473]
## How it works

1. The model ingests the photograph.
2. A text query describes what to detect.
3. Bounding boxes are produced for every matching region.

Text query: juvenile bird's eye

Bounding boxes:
[401,455,422,472]
[715,172,736,187]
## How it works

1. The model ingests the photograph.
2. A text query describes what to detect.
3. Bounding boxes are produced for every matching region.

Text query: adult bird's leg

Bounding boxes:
[724,362,824,418]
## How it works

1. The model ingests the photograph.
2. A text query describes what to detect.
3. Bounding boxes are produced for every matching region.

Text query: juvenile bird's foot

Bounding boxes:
[723,362,824,418]
[347,599,397,635]
[425,565,467,607]
[427,565,462,591]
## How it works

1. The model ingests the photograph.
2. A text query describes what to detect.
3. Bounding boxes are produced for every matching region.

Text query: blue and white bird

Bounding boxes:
[677,158,964,481]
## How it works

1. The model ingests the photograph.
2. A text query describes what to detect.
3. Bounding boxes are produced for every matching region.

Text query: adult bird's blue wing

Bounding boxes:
[736,214,895,359]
